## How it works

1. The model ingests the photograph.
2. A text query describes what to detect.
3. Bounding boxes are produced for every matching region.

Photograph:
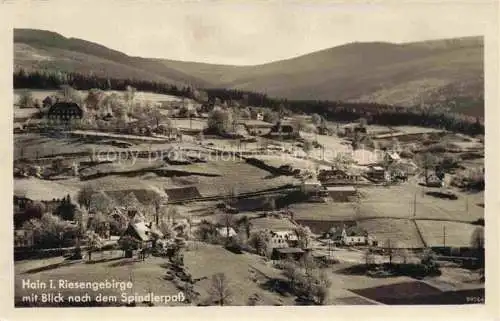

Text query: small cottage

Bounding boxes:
[368,166,390,181]
[119,221,159,249]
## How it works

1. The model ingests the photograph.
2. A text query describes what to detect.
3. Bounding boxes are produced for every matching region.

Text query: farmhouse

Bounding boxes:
[216,227,237,238]
[243,120,274,136]
[14,229,35,248]
[384,151,401,164]
[47,102,83,121]
[268,121,300,139]
[120,221,160,249]
[329,225,376,246]
[267,230,299,249]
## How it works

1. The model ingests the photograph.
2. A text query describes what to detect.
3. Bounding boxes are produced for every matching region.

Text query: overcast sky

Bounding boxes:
[12,0,493,65]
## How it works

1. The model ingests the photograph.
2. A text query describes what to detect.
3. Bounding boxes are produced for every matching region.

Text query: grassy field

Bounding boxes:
[194,159,300,197]
[14,133,185,160]
[289,203,357,221]
[14,107,39,121]
[415,220,482,248]
[249,217,297,231]
[392,126,445,134]
[358,185,484,222]
[183,243,294,306]
[15,178,83,200]
[357,218,425,248]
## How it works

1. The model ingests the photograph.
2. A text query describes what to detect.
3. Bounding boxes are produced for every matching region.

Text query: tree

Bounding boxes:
[283,259,301,291]
[54,194,77,221]
[58,85,82,104]
[85,89,105,110]
[470,227,485,249]
[221,212,234,245]
[118,235,139,258]
[295,225,312,249]
[207,109,233,134]
[302,140,314,154]
[166,206,180,224]
[18,90,34,108]
[263,110,278,123]
[250,109,259,120]
[122,192,142,211]
[365,248,376,267]
[85,230,103,261]
[311,113,323,126]
[209,273,232,306]
[77,184,97,211]
[248,231,269,256]
[416,152,439,185]
[237,216,252,239]
[299,252,317,276]
[88,191,116,214]
[293,118,307,132]
[124,85,137,112]
[240,108,251,119]
[147,107,165,128]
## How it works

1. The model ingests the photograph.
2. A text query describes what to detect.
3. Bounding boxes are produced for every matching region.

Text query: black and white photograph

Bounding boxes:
[4,0,496,313]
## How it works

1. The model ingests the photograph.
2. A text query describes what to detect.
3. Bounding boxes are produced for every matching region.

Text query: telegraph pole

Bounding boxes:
[412,192,417,217]
[443,225,446,248]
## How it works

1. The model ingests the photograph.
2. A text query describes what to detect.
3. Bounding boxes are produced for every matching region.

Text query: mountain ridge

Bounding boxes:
[14,28,484,115]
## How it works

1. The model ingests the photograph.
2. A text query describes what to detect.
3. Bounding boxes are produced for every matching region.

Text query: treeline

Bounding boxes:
[14,69,484,136]
[14,68,196,99]
[206,88,484,136]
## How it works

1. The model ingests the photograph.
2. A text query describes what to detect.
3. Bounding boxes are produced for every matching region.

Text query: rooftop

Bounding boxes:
[326,186,357,192]
[275,247,305,254]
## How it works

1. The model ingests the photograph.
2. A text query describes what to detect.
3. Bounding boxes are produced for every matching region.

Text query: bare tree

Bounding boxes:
[283,259,301,291]
[209,273,232,306]
[416,152,439,185]
[295,225,312,249]
[313,270,332,305]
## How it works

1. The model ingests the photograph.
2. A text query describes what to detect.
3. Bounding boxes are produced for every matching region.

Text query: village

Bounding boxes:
[13,86,485,306]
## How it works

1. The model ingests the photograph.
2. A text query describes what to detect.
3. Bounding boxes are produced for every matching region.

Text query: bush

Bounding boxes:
[18,90,35,108]
[399,149,414,159]
[207,109,233,135]
[451,168,485,190]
